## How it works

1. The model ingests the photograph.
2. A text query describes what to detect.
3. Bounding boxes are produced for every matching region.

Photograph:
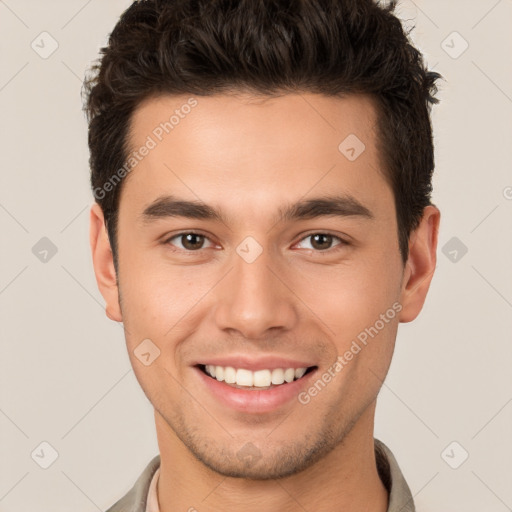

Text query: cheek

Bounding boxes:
[294,254,402,395]
[295,254,402,338]
[118,256,218,345]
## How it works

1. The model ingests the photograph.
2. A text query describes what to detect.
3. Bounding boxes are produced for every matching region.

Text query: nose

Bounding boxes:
[212,248,299,340]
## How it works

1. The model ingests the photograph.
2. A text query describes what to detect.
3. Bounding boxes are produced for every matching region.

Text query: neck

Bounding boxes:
[154,403,389,512]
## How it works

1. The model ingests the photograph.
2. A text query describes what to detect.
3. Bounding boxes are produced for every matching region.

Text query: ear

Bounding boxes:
[398,205,440,323]
[89,203,123,322]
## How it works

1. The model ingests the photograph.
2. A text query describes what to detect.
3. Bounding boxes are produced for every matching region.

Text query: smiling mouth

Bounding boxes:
[197,364,317,390]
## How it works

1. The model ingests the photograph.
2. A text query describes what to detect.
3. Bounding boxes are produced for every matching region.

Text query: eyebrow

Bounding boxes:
[139,194,374,225]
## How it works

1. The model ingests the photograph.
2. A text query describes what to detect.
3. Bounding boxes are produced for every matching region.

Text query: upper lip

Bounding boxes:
[193,355,317,372]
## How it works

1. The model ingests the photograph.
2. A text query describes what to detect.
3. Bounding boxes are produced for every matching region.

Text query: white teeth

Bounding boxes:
[224,366,236,384]
[284,368,295,382]
[236,368,253,386]
[253,369,272,387]
[203,365,310,387]
[295,368,307,379]
[271,368,285,385]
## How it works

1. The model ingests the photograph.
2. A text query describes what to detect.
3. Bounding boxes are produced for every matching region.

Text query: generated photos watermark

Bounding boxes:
[93,97,198,200]
[298,301,403,405]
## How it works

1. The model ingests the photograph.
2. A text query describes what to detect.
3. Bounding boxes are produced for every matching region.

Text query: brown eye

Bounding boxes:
[180,233,205,250]
[166,232,214,251]
[295,233,347,253]
[310,234,334,250]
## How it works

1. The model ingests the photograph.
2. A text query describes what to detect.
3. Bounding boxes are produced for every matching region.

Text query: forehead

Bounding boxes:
[120,92,393,225]
[128,92,379,155]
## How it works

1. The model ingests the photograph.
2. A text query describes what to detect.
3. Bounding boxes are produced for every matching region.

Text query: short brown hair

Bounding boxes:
[83,0,441,270]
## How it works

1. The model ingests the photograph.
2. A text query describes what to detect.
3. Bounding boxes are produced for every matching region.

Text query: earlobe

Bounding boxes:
[89,203,123,322]
[398,205,440,323]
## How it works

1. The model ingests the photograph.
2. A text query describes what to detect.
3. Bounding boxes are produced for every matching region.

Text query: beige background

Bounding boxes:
[1,0,511,510]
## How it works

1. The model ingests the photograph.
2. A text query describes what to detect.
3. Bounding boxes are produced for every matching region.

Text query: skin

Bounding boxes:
[90,92,440,512]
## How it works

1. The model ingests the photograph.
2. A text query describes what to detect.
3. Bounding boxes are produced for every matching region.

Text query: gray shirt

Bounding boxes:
[106,438,415,511]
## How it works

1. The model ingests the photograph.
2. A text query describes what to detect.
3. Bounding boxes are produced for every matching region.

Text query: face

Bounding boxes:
[91,92,437,479]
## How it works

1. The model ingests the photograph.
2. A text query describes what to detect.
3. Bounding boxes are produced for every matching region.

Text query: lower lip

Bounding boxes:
[194,366,317,414]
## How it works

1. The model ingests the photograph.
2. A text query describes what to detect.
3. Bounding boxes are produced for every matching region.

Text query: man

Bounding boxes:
[84,0,441,510]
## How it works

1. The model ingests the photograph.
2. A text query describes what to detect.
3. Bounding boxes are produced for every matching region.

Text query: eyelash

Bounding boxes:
[162,231,350,256]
